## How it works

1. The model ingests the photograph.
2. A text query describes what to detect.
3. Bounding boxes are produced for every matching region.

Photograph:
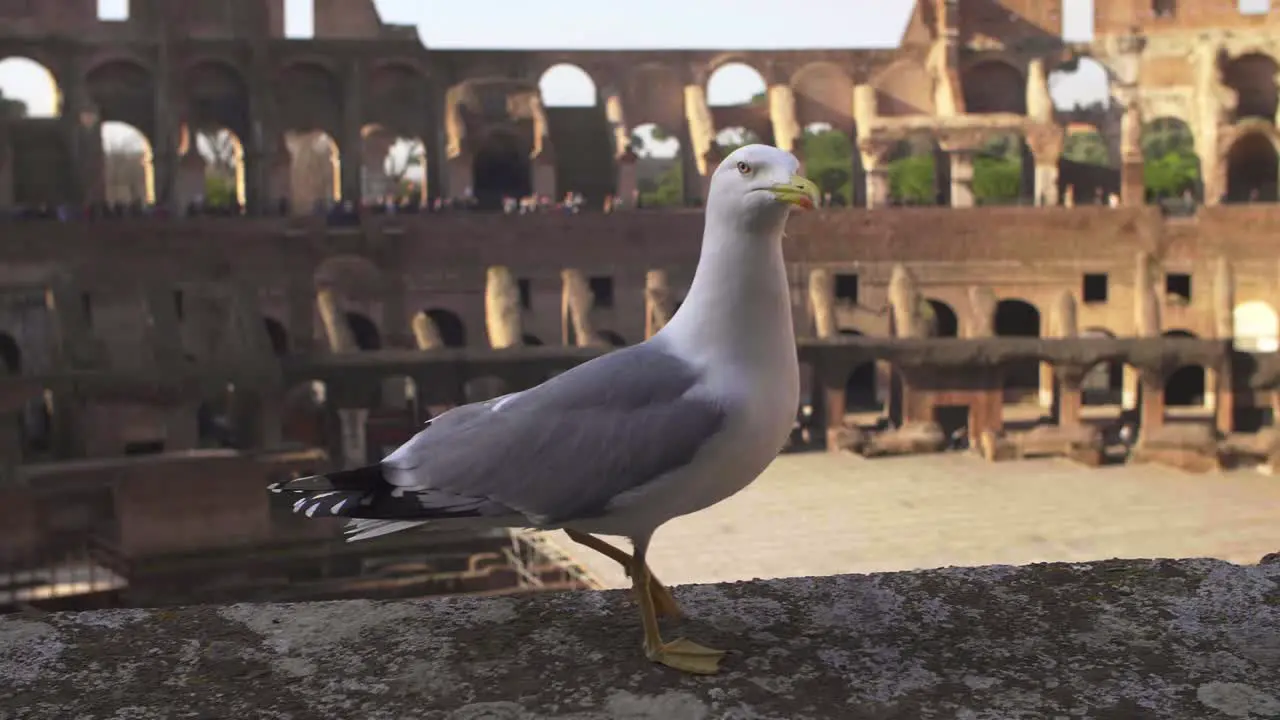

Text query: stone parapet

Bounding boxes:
[3,556,1278,718]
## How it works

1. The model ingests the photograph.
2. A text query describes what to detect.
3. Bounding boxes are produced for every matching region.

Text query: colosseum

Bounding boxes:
[1,0,1280,607]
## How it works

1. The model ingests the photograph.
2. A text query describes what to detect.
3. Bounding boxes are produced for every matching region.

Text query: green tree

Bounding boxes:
[972,133,1022,204]
[204,173,236,207]
[1141,119,1199,198]
[888,154,935,204]
[640,162,683,207]
[800,127,854,203]
[1063,131,1110,166]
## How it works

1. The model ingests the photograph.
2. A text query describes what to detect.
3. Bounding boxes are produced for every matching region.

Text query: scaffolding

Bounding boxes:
[503,528,606,591]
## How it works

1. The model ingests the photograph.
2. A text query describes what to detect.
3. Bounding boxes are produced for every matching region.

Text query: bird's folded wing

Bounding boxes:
[381,344,728,524]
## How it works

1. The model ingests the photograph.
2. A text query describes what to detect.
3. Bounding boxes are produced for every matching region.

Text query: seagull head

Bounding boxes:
[706,144,822,233]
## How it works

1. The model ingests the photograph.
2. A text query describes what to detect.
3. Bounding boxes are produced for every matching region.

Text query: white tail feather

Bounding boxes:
[343,519,429,542]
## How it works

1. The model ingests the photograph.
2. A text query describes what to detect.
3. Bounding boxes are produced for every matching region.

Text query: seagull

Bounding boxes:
[269,144,819,675]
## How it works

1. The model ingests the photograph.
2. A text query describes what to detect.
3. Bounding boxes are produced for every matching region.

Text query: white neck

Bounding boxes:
[658,207,796,368]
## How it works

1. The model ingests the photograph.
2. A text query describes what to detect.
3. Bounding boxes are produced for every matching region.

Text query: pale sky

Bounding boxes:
[4,0,1115,150]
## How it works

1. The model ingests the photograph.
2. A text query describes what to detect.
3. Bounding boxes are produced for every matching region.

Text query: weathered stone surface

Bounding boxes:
[3,558,1279,719]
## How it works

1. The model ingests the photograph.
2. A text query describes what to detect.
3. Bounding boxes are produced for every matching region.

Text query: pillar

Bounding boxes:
[603,89,630,158]
[485,266,524,349]
[1117,93,1144,207]
[645,270,675,339]
[768,84,800,154]
[948,149,976,208]
[1214,363,1234,435]
[808,268,837,339]
[339,59,365,205]
[360,129,396,201]
[532,154,557,201]
[616,150,638,206]
[176,150,206,206]
[822,374,847,453]
[861,150,891,208]
[1140,369,1165,438]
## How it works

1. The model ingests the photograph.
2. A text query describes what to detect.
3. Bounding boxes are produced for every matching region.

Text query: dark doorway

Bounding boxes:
[1226,133,1278,202]
[933,404,970,447]
[995,299,1041,396]
[472,132,531,210]
[846,362,879,412]
[345,312,381,351]
[1164,365,1205,407]
[264,317,289,356]
[926,299,959,337]
[424,309,466,347]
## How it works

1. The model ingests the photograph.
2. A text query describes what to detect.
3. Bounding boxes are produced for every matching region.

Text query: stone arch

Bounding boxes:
[925,298,958,337]
[872,61,935,117]
[264,316,289,356]
[472,127,531,210]
[345,312,381,351]
[364,62,428,132]
[184,60,250,140]
[1233,300,1279,352]
[0,57,61,117]
[995,299,1041,397]
[961,60,1026,115]
[1142,117,1200,201]
[361,124,427,205]
[1080,328,1122,406]
[0,332,20,374]
[184,126,247,210]
[705,61,767,107]
[630,122,684,207]
[791,62,854,130]
[538,63,598,107]
[424,308,466,348]
[101,121,155,205]
[85,59,154,139]
[275,61,342,138]
[1222,52,1279,123]
[1225,129,1278,202]
[594,330,626,347]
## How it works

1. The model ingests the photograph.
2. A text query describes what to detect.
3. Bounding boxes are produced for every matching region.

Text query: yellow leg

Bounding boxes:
[630,547,725,675]
[564,529,682,618]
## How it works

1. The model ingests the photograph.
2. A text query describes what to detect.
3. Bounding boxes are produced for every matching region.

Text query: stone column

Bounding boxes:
[339,59,365,206]
[153,37,181,214]
[176,150,206,206]
[808,268,837,339]
[1046,290,1078,410]
[683,84,717,202]
[1056,367,1084,428]
[768,84,800,154]
[947,148,976,208]
[561,270,598,347]
[615,149,637,206]
[485,266,524,349]
[1211,257,1235,431]
[1026,124,1064,207]
[316,288,367,468]
[603,88,630,159]
[532,153,557,201]
[1140,368,1165,437]
[645,270,676,339]
[1110,30,1147,207]
[822,371,847,453]
[360,129,396,201]
[860,144,891,209]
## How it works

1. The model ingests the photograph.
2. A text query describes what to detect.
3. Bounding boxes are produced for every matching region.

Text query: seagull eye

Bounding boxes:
[736,161,752,175]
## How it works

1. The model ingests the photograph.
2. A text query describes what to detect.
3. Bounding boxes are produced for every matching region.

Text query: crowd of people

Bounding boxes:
[0,183,1221,224]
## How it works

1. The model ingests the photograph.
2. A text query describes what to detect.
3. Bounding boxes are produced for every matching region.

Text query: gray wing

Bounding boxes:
[380,342,727,524]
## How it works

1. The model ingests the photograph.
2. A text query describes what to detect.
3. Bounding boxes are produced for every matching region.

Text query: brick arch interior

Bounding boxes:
[1226,129,1279,202]
[423,308,467,348]
[961,60,1026,115]
[263,316,289,356]
[874,61,936,117]
[0,331,21,374]
[86,60,155,142]
[1161,329,1206,408]
[925,298,958,337]
[275,62,343,139]
[184,60,250,141]
[1221,52,1279,123]
[995,298,1040,394]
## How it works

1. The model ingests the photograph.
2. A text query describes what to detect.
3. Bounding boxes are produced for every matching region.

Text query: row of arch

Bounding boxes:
[838,298,1280,416]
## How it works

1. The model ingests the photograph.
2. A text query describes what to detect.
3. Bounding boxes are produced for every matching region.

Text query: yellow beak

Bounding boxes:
[769,174,822,211]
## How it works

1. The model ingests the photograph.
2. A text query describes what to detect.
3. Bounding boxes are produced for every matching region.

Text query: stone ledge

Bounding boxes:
[3,557,1279,719]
